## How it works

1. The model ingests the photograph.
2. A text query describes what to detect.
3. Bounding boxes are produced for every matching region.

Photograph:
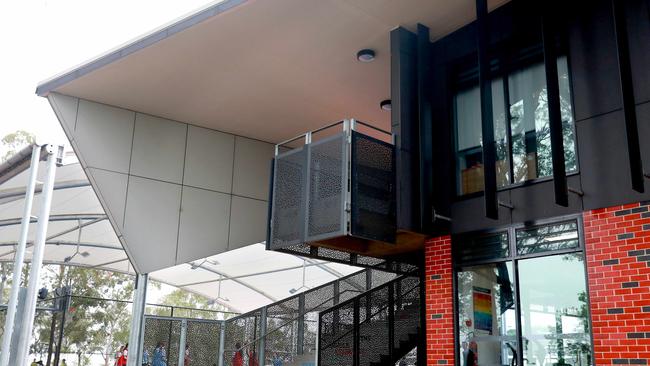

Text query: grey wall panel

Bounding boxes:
[183,125,235,192]
[48,93,79,135]
[123,176,181,273]
[232,137,274,201]
[177,186,231,264]
[228,196,267,250]
[510,176,583,223]
[75,100,135,174]
[130,114,187,184]
[577,110,650,210]
[450,191,512,234]
[86,168,128,230]
[567,0,622,122]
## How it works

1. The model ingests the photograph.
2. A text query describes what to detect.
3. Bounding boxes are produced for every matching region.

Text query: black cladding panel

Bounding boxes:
[450,191,512,234]
[567,0,622,122]
[577,109,650,210]
[509,176,583,224]
[626,0,650,103]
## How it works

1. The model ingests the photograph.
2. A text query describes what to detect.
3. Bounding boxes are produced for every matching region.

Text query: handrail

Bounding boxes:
[318,279,420,352]
[223,288,361,355]
[320,271,418,315]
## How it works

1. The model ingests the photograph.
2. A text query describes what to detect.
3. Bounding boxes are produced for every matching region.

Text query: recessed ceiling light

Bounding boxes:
[380,99,392,111]
[356,49,375,62]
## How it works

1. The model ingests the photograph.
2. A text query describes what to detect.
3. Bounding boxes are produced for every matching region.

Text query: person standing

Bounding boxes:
[117,343,128,366]
[153,341,167,366]
[232,342,243,366]
[184,344,191,366]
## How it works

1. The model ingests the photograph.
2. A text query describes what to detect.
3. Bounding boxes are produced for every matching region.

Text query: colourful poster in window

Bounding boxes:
[473,287,493,334]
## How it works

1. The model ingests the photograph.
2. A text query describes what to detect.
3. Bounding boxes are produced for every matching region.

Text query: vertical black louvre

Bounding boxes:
[476,0,498,219]
[541,3,569,206]
[611,0,645,193]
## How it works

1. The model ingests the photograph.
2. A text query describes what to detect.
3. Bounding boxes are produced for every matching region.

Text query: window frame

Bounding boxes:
[451,47,580,199]
[451,215,595,366]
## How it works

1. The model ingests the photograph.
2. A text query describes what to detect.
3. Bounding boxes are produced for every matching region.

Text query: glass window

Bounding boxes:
[518,254,592,366]
[455,79,509,195]
[457,262,517,366]
[455,232,509,263]
[516,221,579,256]
[454,56,577,196]
[508,56,577,182]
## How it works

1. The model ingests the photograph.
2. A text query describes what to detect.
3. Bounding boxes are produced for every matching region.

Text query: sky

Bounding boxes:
[0,0,225,300]
[0,0,220,154]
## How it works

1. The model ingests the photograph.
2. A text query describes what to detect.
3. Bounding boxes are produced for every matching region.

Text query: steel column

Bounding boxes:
[612,0,645,193]
[127,273,148,366]
[352,298,360,366]
[53,292,71,366]
[388,282,395,361]
[476,0,498,219]
[16,145,58,366]
[542,3,569,206]
[258,307,267,366]
[177,319,187,366]
[297,294,305,355]
[217,322,226,366]
[0,145,41,366]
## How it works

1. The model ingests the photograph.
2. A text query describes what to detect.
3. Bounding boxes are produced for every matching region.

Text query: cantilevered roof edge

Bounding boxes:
[35,0,247,97]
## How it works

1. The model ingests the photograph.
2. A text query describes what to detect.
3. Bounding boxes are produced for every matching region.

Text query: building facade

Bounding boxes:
[37,0,650,365]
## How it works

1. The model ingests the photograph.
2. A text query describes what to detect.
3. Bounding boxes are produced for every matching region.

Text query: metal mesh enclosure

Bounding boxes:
[185,320,221,366]
[318,274,420,366]
[307,133,347,241]
[350,131,396,243]
[223,310,261,366]
[143,317,182,366]
[270,147,307,249]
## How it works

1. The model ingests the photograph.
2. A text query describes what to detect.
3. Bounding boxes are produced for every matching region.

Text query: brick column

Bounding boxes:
[424,235,455,366]
[583,201,650,366]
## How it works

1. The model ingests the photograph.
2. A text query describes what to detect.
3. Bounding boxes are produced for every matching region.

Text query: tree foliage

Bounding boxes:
[1,130,36,162]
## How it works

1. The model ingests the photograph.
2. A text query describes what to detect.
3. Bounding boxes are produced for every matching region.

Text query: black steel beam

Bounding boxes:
[417,24,434,231]
[476,0,498,219]
[611,0,645,193]
[541,4,569,206]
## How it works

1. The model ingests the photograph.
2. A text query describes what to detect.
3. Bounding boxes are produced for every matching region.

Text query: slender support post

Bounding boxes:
[542,4,569,207]
[53,291,71,366]
[16,146,58,366]
[258,307,267,366]
[0,145,41,366]
[177,319,187,366]
[476,0,498,219]
[388,282,395,361]
[127,274,148,366]
[612,0,645,193]
[352,298,360,366]
[297,295,305,355]
[45,311,57,366]
[217,322,226,366]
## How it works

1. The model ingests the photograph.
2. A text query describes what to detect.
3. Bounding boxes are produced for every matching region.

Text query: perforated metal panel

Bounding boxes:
[306,133,347,241]
[270,147,307,249]
[185,320,221,366]
[143,317,182,366]
[350,131,396,242]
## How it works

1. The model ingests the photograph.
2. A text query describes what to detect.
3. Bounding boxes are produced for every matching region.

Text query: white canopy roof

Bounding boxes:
[0,154,359,312]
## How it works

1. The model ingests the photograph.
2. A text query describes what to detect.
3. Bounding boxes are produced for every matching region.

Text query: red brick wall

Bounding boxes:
[583,201,650,366]
[424,236,455,366]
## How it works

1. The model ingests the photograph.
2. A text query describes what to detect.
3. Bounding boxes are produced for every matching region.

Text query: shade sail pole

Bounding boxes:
[0,145,41,366]
[15,145,59,366]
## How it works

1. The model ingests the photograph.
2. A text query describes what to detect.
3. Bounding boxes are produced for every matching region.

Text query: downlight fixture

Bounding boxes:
[380,99,392,111]
[356,49,376,62]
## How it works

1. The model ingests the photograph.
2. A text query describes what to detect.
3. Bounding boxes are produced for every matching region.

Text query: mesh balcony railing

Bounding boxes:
[268,120,410,271]
[318,274,420,366]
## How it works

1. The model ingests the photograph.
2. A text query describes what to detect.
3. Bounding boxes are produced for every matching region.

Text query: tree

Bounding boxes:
[152,288,228,319]
[1,130,36,162]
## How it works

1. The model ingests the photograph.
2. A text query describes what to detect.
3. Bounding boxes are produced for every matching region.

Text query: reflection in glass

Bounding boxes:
[457,262,517,366]
[508,56,576,182]
[455,232,510,263]
[516,221,579,256]
[518,254,592,366]
[455,79,509,195]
